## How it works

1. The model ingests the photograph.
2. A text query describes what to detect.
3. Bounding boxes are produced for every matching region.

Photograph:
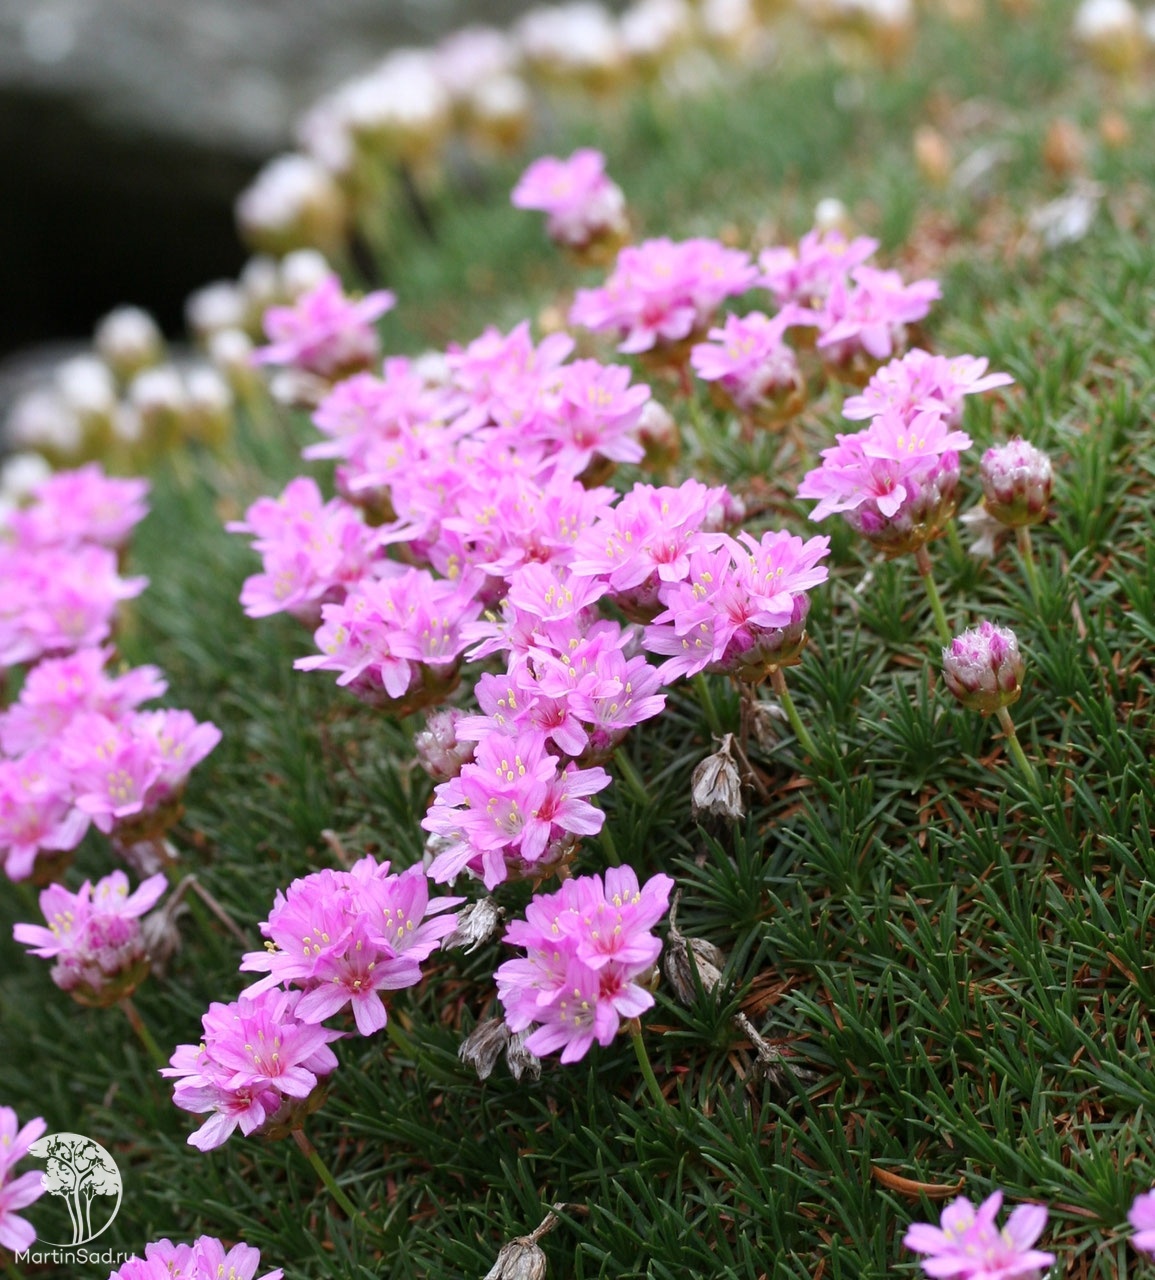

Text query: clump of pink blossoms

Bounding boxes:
[239,856,460,1036]
[109,1235,283,1280]
[496,866,674,1063]
[841,349,1014,427]
[512,148,629,254]
[13,869,167,1006]
[0,1107,47,1254]
[5,463,149,551]
[253,273,396,380]
[816,265,941,370]
[904,1189,1055,1280]
[690,310,805,424]
[758,227,879,312]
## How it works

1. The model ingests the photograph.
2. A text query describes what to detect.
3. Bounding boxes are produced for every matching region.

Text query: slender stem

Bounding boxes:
[914,543,953,647]
[1016,525,1041,600]
[120,996,167,1069]
[614,749,650,805]
[628,1023,671,1113]
[693,673,725,737]
[995,706,1043,794]
[769,668,819,760]
[292,1128,361,1221]
[599,823,622,867]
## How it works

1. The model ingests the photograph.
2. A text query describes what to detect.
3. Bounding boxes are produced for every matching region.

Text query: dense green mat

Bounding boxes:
[3,6,1155,1277]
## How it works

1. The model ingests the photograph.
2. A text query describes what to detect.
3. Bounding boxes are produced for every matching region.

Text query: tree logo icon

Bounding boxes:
[27,1132,123,1247]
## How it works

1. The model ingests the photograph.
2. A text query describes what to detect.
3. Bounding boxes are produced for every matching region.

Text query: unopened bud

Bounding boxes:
[942,621,1024,715]
[505,1029,542,1083]
[128,366,187,450]
[459,1017,511,1081]
[980,438,1053,527]
[185,367,234,448]
[279,249,332,300]
[414,708,475,781]
[6,389,83,461]
[55,355,118,448]
[94,306,165,382]
[207,328,261,399]
[443,898,505,952]
[186,280,248,344]
[691,734,744,822]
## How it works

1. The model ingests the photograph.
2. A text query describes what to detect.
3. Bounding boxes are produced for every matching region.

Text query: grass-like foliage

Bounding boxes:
[3,7,1155,1279]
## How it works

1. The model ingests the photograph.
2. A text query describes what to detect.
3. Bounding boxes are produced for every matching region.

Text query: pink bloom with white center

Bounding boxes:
[690,309,803,411]
[816,266,941,365]
[570,237,758,354]
[495,866,673,1062]
[13,869,167,1004]
[842,349,1015,425]
[0,647,166,756]
[512,148,629,250]
[0,747,90,881]
[253,273,395,379]
[239,857,460,1037]
[903,1190,1055,1280]
[162,987,342,1150]
[758,228,879,310]
[110,1236,284,1280]
[6,464,149,551]
[0,1108,47,1254]
[1129,1188,1155,1255]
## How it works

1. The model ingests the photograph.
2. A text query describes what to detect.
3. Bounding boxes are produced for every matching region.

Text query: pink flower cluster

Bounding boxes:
[0,1108,46,1254]
[13,868,167,1005]
[496,866,673,1062]
[109,1236,282,1280]
[1,464,148,670]
[797,344,1016,554]
[253,272,396,380]
[512,147,628,251]
[0,646,221,879]
[690,309,803,417]
[904,1190,1054,1280]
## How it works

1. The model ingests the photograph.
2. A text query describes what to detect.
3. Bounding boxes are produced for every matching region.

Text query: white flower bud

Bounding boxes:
[93,306,165,382]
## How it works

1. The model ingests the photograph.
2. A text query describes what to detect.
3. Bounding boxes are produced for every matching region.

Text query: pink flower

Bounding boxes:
[690,310,802,411]
[110,1236,284,1280]
[253,274,395,379]
[0,747,90,881]
[816,266,941,365]
[14,869,167,1005]
[758,228,879,310]
[0,1107,47,1254]
[495,866,673,1063]
[570,237,758,354]
[903,1190,1055,1280]
[842,350,1014,425]
[1129,1188,1155,1255]
[239,857,460,1037]
[526,359,649,475]
[512,148,629,249]
[6,464,149,550]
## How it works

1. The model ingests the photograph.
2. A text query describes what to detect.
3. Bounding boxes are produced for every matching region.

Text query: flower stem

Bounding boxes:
[292,1127,361,1221]
[995,706,1043,795]
[693,673,725,737]
[914,543,952,647]
[769,668,818,759]
[1015,525,1041,600]
[120,996,167,1069]
[628,1022,671,1113]
[614,749,650,805]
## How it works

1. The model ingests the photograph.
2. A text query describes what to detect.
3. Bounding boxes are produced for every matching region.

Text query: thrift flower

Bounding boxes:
[1129,1188,1155,1255]
[511,148,629,252]
[690,309,804,422]
[5,463,149,550]
[13,869,167,1006]
[980,439,1053,528]
[903,1190,1055,1280]
[942,622,1024,715]
[758,228,879,310]
[0,747,91,881]
[816,266,941,368]
[0,1108,47,1254]
[109,1235,284,1280]
[841,350,1014,426]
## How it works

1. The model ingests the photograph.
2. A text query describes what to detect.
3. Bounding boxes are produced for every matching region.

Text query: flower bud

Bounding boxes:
[980,438,1052,527]
[185,367,235,449]
[690,734,744,822]
[186,280,248,344]
[442,898,505,952]
[1073,0,1143,73]
[942,621,1024,715]
[6,389,83,462]
[414,708,475,781]
[94,306,165,383]
[459,1017,511,1081]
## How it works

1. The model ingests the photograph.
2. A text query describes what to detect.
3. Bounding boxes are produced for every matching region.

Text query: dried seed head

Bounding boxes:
[506,1029,542,1083]
[483,1239,548,1280]
[444,898,506,953]
[691,734,744,822]
[663,890,728,1005]
[414,707,476,781]
[459,1018,511,1082]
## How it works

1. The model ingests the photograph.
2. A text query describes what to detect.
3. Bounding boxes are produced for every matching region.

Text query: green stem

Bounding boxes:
[996,706,1043,795]
[693,673,725,737]
[614,749,650,805]
[1016,525,1041,600]
[629,1023,671,1113]
[292,1127,361,1221]
[769,668,819,760]
[914,543,953,647]
[599,823,622,867]
[120,996,167,1069]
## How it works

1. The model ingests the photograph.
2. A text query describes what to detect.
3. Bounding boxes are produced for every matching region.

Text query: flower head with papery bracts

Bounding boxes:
[0,1107,47,1254]
[1129,1188,1155,1255]
[980,438,1053,528]
[423,729,611,889]
[239,857,460,1037]
[109,1235,284,1280]
[13,869,166,1006]
[797,409,971,556]
[496,866,674,1063]
[570,237,758,354]
[903,1190,1055,1280]
[942,621,1024,716]
[512,148,629,250]
[758,228,879,311]
[163,987,342,1150]
[4,463,149,551]
[841,350,1014,426]
[253,273,395,380]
